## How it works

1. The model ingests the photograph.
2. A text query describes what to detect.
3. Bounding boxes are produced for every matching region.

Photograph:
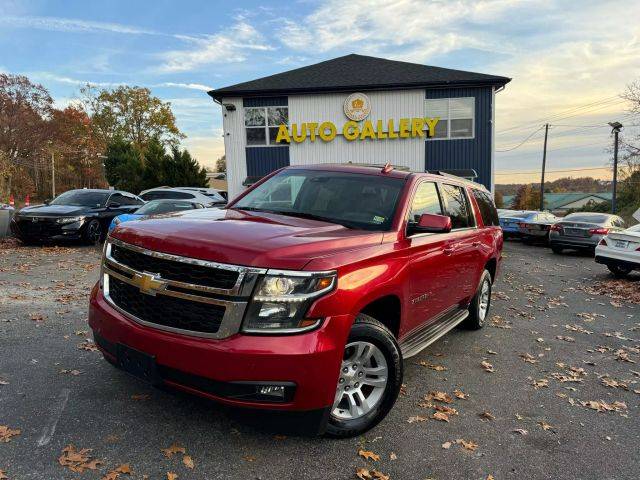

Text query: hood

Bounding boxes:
[111,208,384,270]
[17,204,93,216]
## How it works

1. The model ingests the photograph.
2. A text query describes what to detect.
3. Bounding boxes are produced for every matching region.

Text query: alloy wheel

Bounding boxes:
[478,279,491,323]
[331,341,388,420]
[87,221,102,244]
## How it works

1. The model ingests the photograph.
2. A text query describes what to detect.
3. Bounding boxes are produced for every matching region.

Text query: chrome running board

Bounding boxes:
[399,309,469,359]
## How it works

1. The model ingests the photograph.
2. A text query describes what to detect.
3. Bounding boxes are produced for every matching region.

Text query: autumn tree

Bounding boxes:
[621,80,640,170]
[81,85,185,151]
[216,155,226,173]
[494,190,504,208]
[512,184,542,210]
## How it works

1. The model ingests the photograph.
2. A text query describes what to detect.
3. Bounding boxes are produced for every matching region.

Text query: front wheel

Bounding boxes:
[325,314,402,438]
[464,269,492,330]
[608,264,632,278]
[83,219,103,245]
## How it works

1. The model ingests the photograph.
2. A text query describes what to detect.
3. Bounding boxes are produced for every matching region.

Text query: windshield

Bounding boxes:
[135,200,196,215]
[50,190,109,207]
[232,169,405,230]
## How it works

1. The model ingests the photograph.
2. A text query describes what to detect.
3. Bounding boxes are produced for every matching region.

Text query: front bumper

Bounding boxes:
[88,283,348,412]
[10,217,85,241]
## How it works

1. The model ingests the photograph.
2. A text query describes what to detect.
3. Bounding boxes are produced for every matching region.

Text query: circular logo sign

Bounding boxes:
[343,92,371,121]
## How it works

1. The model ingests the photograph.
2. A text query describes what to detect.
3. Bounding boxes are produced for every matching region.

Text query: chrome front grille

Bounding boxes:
[102,238,265,338]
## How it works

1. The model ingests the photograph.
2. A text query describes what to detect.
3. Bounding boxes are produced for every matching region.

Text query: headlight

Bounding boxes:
[242,271,336,333]
[56,216,85,224]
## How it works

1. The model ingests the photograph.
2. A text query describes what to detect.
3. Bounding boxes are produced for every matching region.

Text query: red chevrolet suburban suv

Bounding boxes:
[89,164,502,437]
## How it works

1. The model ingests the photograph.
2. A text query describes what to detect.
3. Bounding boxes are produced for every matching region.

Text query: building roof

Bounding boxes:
[503,192,612,210]
[208,54,511,100]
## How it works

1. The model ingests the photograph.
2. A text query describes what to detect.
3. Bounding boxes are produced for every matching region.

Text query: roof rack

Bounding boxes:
[345,162,412,172]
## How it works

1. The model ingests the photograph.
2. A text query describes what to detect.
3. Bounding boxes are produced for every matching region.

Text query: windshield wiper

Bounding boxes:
[267,210,358,229]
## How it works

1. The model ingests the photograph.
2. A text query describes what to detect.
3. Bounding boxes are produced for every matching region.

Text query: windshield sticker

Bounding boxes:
[372,216,385,224]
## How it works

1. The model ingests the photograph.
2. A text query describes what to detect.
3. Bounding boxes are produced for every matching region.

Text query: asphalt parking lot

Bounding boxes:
[0,239,638,480]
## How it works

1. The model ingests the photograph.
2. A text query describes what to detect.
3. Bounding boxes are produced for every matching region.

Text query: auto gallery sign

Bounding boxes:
[274,92,440,144]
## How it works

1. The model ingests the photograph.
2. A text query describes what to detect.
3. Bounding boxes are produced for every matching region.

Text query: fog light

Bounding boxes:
[257,385,286,398]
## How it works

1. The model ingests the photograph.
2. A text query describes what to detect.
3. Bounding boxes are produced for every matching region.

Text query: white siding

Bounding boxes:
[220,97,246,199]
[288,90,426,170]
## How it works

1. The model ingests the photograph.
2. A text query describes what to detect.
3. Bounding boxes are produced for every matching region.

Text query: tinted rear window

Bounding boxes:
[440,184,474,229]
[141,191,195,201]
[471,189,499,226]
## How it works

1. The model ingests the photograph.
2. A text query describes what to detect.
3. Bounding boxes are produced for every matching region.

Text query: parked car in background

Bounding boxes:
[499,210,535,239]
[138,188,225,207]
[595,223,640,277]
[549,212,626,254]
[10,189,143,245]
[89,164,503,437]
[516,211,559,244]
[173,187,228,202]
[108,199,205,233]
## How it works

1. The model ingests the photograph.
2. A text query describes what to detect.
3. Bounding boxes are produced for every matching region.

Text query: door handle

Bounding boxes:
[443,246,455,255]
[472,241,481,247]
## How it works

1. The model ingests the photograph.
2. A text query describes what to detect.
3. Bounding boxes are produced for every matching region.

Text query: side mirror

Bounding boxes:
[107,202,121,208]
[44,199,50,205]
[409,213,452,235]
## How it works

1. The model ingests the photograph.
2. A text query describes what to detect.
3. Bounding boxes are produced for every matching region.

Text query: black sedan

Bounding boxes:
[10,189,144,245]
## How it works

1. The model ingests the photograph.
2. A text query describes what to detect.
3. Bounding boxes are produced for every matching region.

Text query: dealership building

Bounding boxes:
[208,54,510,199]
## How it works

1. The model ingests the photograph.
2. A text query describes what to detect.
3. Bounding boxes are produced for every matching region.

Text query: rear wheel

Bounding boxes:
[325,314,402,438]
[608,264,632,278]
[551,245,564,254]
[464,270,492,330]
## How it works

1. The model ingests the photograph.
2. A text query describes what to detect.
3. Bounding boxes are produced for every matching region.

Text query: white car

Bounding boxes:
[138,188,225,207]
[595,224,640,277]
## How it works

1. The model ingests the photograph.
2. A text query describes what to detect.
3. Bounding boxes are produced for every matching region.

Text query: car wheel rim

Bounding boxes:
[331,341,388,421]
[478,279,491,322]
[88,222,101,243]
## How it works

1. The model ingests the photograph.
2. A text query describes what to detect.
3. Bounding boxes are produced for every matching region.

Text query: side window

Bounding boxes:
[471,189,499,226]
[408,182,443,223]
[108,193,125,206]
[440,184,474,229]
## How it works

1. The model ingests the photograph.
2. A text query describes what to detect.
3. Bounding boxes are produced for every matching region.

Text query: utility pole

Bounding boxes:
[608,121,623,214]
[539,123,549,211]
[51,151,56,198]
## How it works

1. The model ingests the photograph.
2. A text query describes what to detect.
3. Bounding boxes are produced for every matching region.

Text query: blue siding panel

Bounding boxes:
[425,87,492,189]
[243,96,288,107]
[246,147,290,177]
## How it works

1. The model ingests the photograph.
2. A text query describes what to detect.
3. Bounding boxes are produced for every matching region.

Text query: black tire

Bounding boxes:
[325,314,402,438]
[83,219,103,245]
[551,245,564,254]
[607,264,631,278]
[464,270,492,330]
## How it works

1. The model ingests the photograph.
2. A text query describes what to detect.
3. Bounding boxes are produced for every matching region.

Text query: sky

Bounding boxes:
[0,0,638,183]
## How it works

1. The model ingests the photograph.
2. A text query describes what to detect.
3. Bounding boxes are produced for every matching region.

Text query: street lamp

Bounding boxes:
[608,121,623,214]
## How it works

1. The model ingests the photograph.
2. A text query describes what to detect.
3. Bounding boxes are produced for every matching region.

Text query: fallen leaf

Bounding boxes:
[441,441,452,449]
[419,361,447,371]
[0,426,20,443]
[532,378,549,389]
[431,412,449,422]
[513,429,528,435]
[167,473,178,480]
[407,415,428,424]
[389,452,397,460]
[455,439,478,451]
[372,470,390,480]
[481,361,494,373]
[243,455,256,462]
[453,389,468,399]
[487,475,495,480]
[356,468,372,479]
[58,445,102,473]
[131,394,150,401]
[358,449,380,461]
[538,421,553,431]
[77,341,99,352]
[182,455,194,469]
[426,391,453,403]
[434,405,458,416]
[519,353,538,364]
[161,444,186,458]
[479,411,495,421]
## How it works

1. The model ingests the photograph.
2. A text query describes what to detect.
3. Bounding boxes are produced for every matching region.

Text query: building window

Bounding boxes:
[424,97,474,140]
[245,106,289,146]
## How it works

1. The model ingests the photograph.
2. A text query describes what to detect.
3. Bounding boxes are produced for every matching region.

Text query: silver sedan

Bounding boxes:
[549,212,626,254]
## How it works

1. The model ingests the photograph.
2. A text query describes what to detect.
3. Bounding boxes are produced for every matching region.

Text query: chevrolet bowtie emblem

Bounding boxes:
[132,272,166,296]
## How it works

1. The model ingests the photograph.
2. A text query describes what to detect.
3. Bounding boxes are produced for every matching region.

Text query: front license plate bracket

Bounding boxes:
[116,343,162,385]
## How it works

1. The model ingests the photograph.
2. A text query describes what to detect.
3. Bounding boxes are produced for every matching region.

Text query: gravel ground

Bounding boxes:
[0,239,638,480]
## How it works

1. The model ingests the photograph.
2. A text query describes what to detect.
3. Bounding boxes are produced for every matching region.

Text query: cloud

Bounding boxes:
[0,15,159,35]
[156,82,213,92]
[158,21,275,72]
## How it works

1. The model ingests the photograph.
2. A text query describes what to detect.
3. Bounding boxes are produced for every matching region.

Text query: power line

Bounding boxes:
[496,126,544,152]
